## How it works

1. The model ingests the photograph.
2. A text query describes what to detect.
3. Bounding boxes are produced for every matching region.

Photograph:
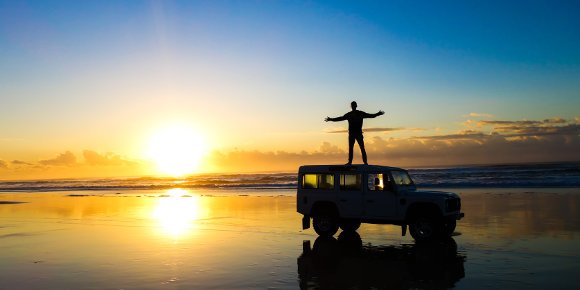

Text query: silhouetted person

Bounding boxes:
[325,101,384,165]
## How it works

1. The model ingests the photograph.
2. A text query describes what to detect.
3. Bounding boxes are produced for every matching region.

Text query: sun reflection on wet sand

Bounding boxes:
[151,189,203,238]
[0,188,579,289]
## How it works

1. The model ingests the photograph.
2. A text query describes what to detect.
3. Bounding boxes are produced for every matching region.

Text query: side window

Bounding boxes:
[340,174,361,190]
[318,174,334,190]
[302,174,335,190]
[391,171,413,186]
[302,174,317,189]
[367,173,385,191]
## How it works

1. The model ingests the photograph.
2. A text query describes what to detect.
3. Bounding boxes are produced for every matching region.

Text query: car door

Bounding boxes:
[336,173,364,218]
[364,173,397,219]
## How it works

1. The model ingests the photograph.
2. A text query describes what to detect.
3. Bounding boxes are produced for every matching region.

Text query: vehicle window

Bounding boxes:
[340,174,361,190]
[302,174,334,189]
[367,173,385,191]
[318,174,334,190]
[302,174,317,189]
[391,171,413,186]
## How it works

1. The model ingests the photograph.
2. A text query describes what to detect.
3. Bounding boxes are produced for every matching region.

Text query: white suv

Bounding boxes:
[297,164,464,242]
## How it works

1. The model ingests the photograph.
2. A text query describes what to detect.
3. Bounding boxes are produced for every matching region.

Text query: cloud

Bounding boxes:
[367,133,579,166]
[39,151,77,166]
[2,116,578,176]
[498,124,580,137]
[318,142,343,154]
[327,127,424,133]
[207,129,579,171]
[542,117,567,124]
[414,130,489,141]
[209,142,347,171]
[82,150,136,166]
[2,150,141,176]
[479,117,571,128]
[475,118,578,138]
[464,112,494,118]
[208,117,580,171]
[11,160,34,166]
[479,120,543,126]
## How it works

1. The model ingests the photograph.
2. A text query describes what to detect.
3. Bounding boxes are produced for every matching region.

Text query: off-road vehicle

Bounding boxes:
[297,164,464,242]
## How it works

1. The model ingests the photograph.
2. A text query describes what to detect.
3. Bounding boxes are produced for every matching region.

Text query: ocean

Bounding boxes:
[1,162,578,192]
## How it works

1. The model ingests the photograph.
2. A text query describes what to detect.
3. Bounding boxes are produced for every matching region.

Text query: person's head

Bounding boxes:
[351,101,357,110]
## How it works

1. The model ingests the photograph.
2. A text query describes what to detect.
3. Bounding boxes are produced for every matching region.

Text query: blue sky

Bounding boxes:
[0,0,579,176]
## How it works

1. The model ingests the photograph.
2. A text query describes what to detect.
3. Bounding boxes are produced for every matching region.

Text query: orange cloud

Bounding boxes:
[208,117,580,171]
[11,160,34,166]
[82,150,136,166]
[39,151,77,166]
[2,117,578,178]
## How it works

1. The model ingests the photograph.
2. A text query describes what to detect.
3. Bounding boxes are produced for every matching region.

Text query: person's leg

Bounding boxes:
[356,134,368,165]
[347,134,355,165]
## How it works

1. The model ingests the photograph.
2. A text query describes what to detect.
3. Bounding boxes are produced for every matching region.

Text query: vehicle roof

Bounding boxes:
[298,164,407,173]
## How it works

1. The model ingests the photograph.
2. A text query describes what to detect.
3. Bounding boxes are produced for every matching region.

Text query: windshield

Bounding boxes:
[390,170,414,186]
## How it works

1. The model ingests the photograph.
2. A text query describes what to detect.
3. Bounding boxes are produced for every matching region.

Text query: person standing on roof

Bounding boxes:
[325,101,385,165]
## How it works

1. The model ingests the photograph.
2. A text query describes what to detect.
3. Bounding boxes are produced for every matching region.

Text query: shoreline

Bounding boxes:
[1,186,580,196]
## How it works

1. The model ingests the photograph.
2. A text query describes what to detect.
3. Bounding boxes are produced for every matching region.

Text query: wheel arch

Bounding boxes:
[405,202,442,222]
[310,201,340,217]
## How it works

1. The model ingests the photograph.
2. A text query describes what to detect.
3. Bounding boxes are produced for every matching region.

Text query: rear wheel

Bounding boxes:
[409,216,442,242]
[339,219,361,232]
[313,212,339,237]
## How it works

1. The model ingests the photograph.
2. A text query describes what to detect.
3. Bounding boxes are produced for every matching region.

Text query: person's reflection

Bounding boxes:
[298,231,466,289]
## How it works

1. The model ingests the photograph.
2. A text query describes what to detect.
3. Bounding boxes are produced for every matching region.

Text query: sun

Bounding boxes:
[146,123,208,176]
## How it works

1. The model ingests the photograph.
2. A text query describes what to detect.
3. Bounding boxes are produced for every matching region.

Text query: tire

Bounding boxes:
[409,215,442,242]
[339,219,361,232]
[313,212,339,237]
[442,219,456,237]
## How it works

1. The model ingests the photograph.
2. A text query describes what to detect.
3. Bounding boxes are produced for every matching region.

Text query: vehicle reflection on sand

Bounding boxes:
[298,232,466,289]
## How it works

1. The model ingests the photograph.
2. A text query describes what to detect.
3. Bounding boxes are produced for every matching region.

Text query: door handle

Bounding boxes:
[340,199,347,202]
[367,200,374,203]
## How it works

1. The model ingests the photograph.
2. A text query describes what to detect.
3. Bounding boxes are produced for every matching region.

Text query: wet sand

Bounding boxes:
[1,188,579,289]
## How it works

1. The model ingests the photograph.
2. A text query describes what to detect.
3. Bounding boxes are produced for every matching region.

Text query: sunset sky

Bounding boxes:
[1,0,579,179]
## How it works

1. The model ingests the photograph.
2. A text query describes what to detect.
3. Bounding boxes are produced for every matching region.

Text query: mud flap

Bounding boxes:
[302,215,310,230]
[457,213,465,220]
[401,224,407,236]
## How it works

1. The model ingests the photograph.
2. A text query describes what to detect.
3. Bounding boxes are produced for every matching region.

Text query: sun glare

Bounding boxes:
[146,124,208,176]
[151,189,201,238]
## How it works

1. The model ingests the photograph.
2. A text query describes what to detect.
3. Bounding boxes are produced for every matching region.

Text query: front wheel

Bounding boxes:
[313,213,339,237]
[409,216,442,242]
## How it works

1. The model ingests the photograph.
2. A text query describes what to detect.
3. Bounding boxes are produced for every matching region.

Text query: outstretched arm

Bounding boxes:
[363,110,385,118]
[325,114,347,122]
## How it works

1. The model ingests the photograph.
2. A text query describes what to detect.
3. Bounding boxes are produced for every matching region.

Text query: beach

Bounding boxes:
[0,187,579,289]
